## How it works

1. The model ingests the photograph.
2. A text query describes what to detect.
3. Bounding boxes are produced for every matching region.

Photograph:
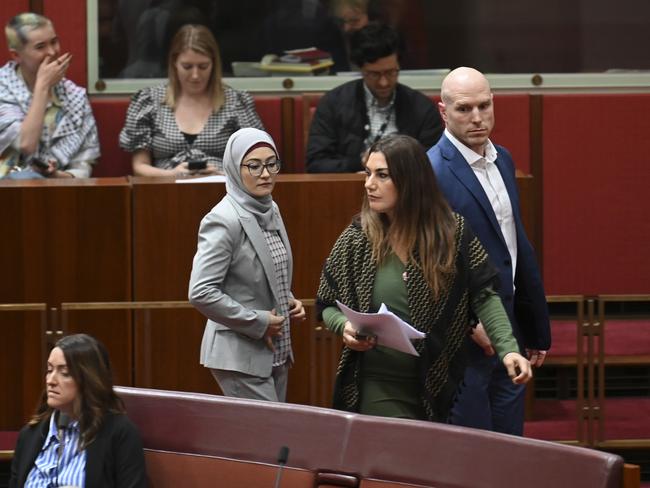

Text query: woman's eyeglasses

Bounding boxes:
[242,159,281,177]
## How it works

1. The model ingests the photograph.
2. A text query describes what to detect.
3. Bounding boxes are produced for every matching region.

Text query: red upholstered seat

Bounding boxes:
[542,94,650,295]
[252,96,283,155]
[90,97,132,177]
[550,318,650,359]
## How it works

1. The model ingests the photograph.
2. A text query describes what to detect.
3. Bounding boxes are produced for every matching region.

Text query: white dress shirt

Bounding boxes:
[444,129,517,284]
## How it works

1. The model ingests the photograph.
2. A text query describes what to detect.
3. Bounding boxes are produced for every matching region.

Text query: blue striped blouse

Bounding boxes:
[25,413,86,487]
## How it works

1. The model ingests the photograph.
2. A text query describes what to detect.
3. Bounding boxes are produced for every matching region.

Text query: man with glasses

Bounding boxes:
[306,23,442,173]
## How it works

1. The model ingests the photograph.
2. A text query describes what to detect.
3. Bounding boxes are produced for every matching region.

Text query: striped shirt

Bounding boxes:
[25,413,86,488]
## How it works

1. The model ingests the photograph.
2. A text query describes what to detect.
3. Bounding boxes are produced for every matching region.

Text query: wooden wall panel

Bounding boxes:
[0,178,132,428]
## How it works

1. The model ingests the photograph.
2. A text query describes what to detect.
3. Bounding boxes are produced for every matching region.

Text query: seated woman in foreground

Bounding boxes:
[317,134,531,421]
[119,24,264,177]
[10,334,146,488]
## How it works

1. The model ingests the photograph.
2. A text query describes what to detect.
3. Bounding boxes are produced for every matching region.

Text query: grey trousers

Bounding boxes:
[210,363,289,402]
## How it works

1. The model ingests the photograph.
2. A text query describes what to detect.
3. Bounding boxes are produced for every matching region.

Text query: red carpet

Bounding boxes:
[525,398,650,442]
[525,399,580,441]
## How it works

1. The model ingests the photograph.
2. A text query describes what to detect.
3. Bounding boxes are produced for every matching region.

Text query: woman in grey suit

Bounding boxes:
[189,127,305,402]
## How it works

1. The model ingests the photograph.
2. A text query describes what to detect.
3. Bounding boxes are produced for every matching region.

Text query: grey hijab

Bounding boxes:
[223,128,282,230]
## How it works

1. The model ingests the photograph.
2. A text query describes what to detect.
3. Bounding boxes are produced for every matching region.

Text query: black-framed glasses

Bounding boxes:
[241,159,281,177]
[362,68,400,82]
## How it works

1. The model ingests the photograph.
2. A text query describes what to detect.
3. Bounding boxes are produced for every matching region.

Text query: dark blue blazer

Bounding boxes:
[428,134,550,351]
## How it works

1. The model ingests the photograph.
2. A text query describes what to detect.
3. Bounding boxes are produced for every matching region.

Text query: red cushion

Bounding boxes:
[543,94,650,294]
[253,97,283,155]
[90,97,132,177]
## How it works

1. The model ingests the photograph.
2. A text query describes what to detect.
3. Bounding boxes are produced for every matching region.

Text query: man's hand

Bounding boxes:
[502,352,533,384]
[526,349,547,367]
[288,299,306,322]
[35,53,72,92]
[263,309,285,351]
[470,322,495,356]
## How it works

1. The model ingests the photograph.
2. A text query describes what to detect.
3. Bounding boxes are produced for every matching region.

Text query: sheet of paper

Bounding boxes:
[335,300,425,356]
[176,175,226,184]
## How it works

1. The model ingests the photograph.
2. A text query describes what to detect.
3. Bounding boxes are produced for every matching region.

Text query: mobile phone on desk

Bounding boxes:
[188,160,207,171]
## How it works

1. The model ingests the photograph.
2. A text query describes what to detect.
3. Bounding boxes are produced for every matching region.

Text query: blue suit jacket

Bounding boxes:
[428,134,550,351]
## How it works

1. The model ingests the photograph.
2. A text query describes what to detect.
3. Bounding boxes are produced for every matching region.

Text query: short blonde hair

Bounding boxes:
[5,12,52,50]
[165,24,224,111]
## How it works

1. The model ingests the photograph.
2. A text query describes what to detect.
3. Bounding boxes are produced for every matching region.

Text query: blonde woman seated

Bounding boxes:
[120,24,264,177]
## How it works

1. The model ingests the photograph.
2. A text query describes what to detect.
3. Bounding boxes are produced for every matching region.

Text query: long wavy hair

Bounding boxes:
[29,334,125,450]
[165,24,224,111]
[361,134,457,297]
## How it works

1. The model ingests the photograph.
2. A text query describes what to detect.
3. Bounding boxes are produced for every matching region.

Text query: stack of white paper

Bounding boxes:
[335,300,425,356]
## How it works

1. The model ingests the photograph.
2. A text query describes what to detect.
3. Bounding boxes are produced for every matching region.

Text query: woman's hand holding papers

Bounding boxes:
[343,321,377,351]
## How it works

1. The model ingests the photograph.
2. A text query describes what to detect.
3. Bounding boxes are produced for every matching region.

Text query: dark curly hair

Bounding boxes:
[349,22,399,67]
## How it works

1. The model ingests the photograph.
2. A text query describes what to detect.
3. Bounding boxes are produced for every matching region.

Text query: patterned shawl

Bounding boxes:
[316,213,498,421]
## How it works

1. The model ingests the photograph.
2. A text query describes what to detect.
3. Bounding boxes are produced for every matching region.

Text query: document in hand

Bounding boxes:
[336,300,426,356]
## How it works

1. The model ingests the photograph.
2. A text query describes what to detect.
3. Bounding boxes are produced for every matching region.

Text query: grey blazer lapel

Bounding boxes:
[238,212,281,306]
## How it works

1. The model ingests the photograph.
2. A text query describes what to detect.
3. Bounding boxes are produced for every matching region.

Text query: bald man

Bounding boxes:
[427,67,550,435]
